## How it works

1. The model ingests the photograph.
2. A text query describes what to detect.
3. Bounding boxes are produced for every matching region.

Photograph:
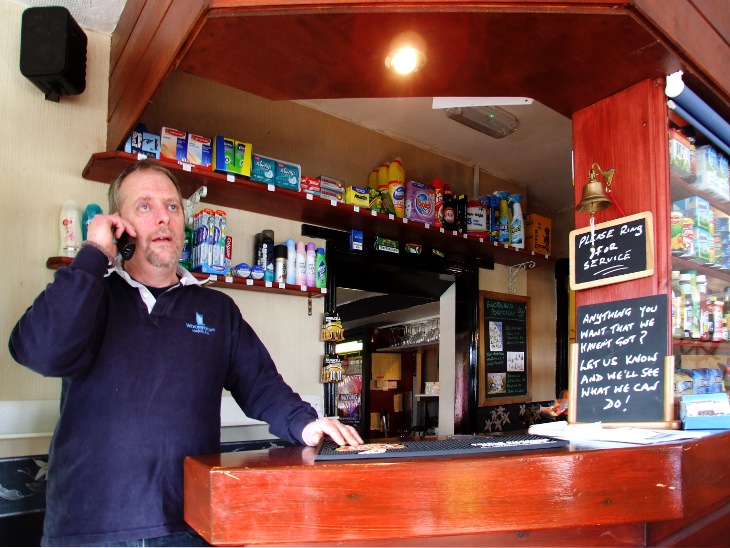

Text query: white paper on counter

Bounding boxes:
[529,421,710,445]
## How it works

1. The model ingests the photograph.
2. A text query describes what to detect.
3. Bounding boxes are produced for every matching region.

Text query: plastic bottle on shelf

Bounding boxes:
[387,157,405,218]
[82,203,103,241]
[687,270,701,339]
[259,229,275,282]
[295,240,307,285]
[59,200,83,257]
[724,287,730,341]
[274,244,287,283]
[305,242,316,287]
[494,191,511,244]
[285,239,296,284]
[671,270,685,340]
[678,273,693,339]
[432,178,444,228]
[509,194,525,249]
[711,296,724,342]
[697,274,712,341]
[315,247,327,288]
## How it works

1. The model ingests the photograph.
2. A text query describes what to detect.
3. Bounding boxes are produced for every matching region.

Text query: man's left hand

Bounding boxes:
[302,417,364,447]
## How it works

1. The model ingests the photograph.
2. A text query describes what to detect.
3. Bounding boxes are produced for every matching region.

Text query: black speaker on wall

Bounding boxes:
[20,6,88,102]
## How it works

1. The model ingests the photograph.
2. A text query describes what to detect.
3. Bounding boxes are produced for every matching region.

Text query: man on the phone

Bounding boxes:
[9,160,362,547]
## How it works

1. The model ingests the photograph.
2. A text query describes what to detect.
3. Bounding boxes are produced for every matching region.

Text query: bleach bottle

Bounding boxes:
[494,191,511,244]
[509,194,525,249]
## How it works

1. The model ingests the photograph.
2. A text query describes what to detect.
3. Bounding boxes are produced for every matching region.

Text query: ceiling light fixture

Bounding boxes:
[445,106,519,139]
[385,46,427,75]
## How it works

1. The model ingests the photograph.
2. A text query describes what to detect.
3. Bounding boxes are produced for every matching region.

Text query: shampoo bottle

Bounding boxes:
[509,194,525,249]
[295,241,307,285]
[315,247,327,288]
[305,242,316,286]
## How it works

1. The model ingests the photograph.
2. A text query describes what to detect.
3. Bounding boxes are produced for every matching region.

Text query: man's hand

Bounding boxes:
[302,417,363,447]
[86,213,136,259]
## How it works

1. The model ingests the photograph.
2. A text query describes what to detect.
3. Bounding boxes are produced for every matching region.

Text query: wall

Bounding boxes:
[0,0,110,458]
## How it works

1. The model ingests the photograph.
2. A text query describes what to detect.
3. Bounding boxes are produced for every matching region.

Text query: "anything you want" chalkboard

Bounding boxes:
[570,293,673,426]
[479,291,531,406]
[569,211,654,290]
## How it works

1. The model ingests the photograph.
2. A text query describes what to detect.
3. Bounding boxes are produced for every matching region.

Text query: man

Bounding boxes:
[9,160,362,547]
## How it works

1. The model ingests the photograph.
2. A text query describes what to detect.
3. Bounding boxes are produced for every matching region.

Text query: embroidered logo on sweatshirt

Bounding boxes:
[186,312,216,335]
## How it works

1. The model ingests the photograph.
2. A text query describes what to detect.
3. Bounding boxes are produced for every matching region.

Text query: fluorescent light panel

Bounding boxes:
[445,106,519,139]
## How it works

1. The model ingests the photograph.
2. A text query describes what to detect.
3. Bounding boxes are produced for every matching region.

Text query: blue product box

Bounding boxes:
[275,160,301,192]
[124,123,160,159]
[350,230,363,251]
[715,216,730,232]
[250,154,277,184]
[213,136,235,174]
[680,394,730,429]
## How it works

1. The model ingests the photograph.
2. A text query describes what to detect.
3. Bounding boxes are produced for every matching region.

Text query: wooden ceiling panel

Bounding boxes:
[177,11,681,117]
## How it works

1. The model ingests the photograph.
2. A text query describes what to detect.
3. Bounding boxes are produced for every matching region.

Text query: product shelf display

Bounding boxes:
[82,152,554,268]
[669,115,730,400]
[45,257,326,298]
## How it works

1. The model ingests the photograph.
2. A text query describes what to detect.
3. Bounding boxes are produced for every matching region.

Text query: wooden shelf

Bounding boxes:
[673,338,730,354]
[46,256,326,298]
[374,342,439,352]
[670,173,730,216]
[82,152,555,268]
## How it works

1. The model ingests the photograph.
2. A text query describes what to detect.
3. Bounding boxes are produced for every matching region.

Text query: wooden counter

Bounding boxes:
[184,431,730,546]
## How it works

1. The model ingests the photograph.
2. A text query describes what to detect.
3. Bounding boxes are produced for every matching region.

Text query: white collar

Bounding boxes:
[106,258,208,313]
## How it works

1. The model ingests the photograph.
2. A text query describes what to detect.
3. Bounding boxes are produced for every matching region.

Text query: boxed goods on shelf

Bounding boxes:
[669,128,692,178]
[250,153,276,184]
[274,159,301,192]
[405,180,435,224]
[526,214,551,255]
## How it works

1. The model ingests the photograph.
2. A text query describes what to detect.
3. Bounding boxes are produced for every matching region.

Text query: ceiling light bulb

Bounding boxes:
[385,47,425,74]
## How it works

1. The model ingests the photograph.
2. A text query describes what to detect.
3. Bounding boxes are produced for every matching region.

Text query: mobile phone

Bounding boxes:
[117,232,136,260]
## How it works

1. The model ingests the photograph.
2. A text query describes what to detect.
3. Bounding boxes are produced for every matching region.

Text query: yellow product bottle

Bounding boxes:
[388,157,405,218]
[378,163,390,188]
[368,169,379,189]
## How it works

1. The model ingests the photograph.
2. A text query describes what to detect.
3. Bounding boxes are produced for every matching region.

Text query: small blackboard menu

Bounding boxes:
[570,294,671,425]
[569,211,654,290]
[478,291,531,405]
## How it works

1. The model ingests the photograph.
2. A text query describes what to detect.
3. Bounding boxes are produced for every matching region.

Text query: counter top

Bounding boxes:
[184,431,730,546]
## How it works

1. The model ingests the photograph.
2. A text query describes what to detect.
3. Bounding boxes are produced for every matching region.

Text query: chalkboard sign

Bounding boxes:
[478,291,531,406]
[569,211,654,290]
[569,294,674,426]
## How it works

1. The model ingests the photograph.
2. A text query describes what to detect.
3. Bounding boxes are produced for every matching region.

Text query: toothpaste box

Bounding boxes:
[250,154,277,184]
[235,141,252,177]
[300,176,321,196]
[275,160,301,192]
[319,175,345,202]
[345,186,370,208]
[186,133,213,170]
[160,127,187,163]
[213,136,235,174]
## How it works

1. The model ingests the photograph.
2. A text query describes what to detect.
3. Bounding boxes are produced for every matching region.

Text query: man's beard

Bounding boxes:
[144,232,183,268]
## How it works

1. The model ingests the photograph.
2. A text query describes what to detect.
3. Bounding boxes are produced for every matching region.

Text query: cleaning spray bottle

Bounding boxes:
[388,157,405,218]
[509,194,525,249]
[494,191,511,244]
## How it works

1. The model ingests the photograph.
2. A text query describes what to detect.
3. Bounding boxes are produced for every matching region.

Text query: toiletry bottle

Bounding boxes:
[697,274,710,340]
[509,194,525,249]
[315,247,327,288]
[305,242,316,286]
[671,271,684,339]
[687,270,701,339]
[59,200,83,257]
[260,229,275,282]
[295,240,307,285]
[285,239,296,284]
[678,273,693,339]
[274,244,287,283]
[82,203,103,241]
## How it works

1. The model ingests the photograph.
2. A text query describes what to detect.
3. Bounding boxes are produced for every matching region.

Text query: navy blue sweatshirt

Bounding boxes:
[9,246,317,546]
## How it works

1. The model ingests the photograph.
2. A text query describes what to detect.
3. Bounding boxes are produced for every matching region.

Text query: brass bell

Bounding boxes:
[575,163,614,214]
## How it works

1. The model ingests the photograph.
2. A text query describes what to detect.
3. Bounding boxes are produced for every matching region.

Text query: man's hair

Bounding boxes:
[108,160,183,214]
